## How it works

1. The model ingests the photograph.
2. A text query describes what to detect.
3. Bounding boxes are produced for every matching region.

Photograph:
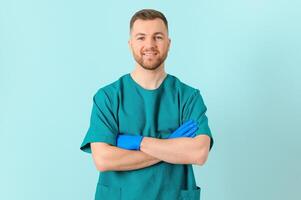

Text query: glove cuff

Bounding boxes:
[137,136,144,150]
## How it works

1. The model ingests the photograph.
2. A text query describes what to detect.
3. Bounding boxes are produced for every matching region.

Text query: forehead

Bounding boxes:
[131,18,168,36]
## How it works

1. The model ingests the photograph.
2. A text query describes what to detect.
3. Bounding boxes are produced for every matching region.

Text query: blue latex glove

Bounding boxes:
[116,120,198,150]
[168,119,198,139]
[116,134,144,150]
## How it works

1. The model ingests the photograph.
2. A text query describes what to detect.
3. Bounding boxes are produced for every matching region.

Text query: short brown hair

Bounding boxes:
[129,9,168,34]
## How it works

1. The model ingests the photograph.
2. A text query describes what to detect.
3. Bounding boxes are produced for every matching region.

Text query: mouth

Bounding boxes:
[142,52,158,58]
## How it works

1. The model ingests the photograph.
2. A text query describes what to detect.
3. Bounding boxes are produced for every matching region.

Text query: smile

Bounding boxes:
[143,52,158,56]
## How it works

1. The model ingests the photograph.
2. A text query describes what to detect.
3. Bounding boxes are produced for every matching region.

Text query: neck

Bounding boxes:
[130,65,167,90]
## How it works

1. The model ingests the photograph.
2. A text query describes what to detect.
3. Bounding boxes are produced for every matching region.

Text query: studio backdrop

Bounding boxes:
[0,0,300,199]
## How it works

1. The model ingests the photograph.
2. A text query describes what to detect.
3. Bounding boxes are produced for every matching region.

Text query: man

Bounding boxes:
[80,9,214,200]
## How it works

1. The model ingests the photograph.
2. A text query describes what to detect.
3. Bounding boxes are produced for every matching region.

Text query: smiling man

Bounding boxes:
[130,19,169,71]
[80,9,214,200]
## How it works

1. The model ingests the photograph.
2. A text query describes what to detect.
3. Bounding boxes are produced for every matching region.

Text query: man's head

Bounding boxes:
[128,9,171,71]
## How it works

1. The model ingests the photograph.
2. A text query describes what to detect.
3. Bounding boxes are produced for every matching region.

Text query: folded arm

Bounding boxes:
[140,134,211,165]
[91,134,211,172]
[91,142,161,172]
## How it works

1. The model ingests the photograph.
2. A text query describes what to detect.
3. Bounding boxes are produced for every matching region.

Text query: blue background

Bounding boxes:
[1,0,300,199]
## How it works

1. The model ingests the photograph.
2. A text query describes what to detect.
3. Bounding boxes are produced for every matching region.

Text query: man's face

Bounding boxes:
[128,18,171,71]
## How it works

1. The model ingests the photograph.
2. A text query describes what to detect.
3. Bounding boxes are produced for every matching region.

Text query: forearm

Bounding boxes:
[140,137,203,165]
[92,143,161,172]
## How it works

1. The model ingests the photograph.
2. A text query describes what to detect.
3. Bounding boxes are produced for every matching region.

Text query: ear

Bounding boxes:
[168,38,171,51]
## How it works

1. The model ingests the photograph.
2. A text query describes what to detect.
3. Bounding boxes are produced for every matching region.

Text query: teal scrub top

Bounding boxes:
[80,73,214,200]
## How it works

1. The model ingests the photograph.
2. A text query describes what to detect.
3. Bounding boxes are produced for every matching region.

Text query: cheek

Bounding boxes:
[158,46,168,54]
[158,42,169,50]
[133,45,143,54]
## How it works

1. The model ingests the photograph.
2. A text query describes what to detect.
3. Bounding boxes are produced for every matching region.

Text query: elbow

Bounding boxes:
[96,161,108,172]
[92,154,105,172]
[94,155,111,172]
[194,156,207,166]
[94,153,113,172]
[193,150,209,166]
[91,143,111,172]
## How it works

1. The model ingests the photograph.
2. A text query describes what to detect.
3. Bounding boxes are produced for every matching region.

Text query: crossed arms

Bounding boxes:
[91,134,211,172]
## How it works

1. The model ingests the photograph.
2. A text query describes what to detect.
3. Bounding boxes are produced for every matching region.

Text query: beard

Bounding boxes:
[132,49,168,71]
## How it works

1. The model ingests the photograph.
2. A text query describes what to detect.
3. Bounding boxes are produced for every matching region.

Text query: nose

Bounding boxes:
[144,37,157,50]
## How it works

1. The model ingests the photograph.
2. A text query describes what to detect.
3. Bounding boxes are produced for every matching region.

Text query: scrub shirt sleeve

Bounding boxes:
[80,89,118,154]
[183,89,214,151]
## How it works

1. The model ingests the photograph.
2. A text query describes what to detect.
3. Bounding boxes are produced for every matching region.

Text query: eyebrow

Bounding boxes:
[134,32,165,37]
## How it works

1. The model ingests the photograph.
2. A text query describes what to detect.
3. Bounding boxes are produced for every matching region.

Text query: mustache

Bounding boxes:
[141,50,159,53]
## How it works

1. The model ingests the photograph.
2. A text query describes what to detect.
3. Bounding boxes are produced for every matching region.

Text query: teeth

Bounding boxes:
[144,52,157,55]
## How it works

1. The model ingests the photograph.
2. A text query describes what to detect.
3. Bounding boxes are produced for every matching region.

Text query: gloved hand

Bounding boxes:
[116,134,144,150]
[116,119,198,150]
[168,119,198,139]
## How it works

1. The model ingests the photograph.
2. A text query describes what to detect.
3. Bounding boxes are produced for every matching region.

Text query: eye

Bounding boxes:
[156,36,163,40]
[137,37,144,41]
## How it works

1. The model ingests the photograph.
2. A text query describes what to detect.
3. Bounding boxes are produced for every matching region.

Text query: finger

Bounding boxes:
[172,120,194,135]
[180,122,198,134]
[179,120,196,132]
[183,126,198,137]
[186,131,197,138]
